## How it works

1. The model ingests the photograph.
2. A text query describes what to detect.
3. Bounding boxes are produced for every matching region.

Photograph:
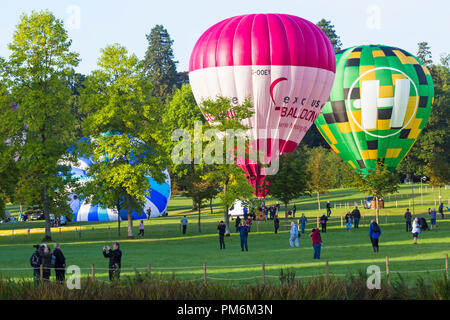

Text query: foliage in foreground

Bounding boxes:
[0,271,447,300]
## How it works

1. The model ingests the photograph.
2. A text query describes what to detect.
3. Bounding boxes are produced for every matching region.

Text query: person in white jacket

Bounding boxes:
[289,222,299,248]
[412,217,421,244]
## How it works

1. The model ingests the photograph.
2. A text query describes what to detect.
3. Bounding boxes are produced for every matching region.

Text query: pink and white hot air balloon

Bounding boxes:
[189,13,336,197]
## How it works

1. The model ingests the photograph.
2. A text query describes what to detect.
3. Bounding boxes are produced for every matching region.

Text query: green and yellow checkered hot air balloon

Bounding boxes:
[315,45,434,175]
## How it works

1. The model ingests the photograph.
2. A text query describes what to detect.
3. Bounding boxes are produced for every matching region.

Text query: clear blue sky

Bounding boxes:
[0,0,448,74]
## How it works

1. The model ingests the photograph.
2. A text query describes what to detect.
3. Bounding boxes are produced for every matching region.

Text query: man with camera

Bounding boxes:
[103,242,122,281]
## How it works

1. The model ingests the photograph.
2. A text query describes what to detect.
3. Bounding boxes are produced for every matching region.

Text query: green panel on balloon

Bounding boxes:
[315,45,434,175]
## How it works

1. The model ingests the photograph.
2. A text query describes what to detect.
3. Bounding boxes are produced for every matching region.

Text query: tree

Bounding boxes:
[162,84,205,210]
[200,96,255,235]
[182,177,218,233]
[306,147,333,210]
[417,42,433,68]
[265,148,311,222]
[143,25,179,100]
[316,19,342,52]
[80,44,168,239]
[353,162,399,223]
[1,11,80,241]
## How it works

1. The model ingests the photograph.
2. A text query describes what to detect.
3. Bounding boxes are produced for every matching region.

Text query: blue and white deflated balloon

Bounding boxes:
[69,156,171,222]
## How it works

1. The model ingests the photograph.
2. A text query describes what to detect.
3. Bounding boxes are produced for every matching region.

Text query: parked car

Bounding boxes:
[364,196,374,209]
[30,212,44,221]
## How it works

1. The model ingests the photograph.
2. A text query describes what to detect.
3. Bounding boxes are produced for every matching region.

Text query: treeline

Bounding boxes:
[0,12,448,240]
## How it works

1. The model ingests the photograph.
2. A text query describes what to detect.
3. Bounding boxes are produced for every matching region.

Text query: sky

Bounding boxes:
[0,0,448,74]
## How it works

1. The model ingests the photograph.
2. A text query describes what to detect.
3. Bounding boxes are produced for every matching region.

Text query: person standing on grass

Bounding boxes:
[369,220,381,252]
[235,216,241,232]
[138,220,145,237]
[53,243,66,283]
[352,206,361,229]
[40,244,53,282]
[146,208,151,220]
[180,215,188,235]
[237,221,249,252]
[310,228,323,260]
[246,216,253,232]
[438,202,444,219]
[218,221,226,250]
[274,215,280,234]
[292,204,297,218]
[320,214,328,233]
[299,213,307,234]
[412,217,421,244]
[289,222,299,248]
[264,206,268,221]
[345,211,352,232]
[103,242,122,281]
[404,208,412,232]
[429,208,437,230]
[326,201,332,217]
[30,245,42,284]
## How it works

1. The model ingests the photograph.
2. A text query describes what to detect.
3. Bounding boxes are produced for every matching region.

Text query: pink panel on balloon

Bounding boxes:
[189,13,336,197]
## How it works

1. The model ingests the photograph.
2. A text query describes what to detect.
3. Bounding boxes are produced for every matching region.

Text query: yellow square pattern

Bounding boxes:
[337,122,352,134]
[359,65,376,82]
[379,85,393,98]
[377,119,391,130]
[385,148,402,158]
[372,50,385,58]
[360,150,378,160]
[349,51,362,59]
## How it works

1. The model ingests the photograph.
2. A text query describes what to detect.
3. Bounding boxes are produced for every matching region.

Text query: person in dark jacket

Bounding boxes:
[369,220,381,252]
[326,201,332,217]
[320,214,328,233]
[438,202,444,219]
[404,208,412,232]
[237,221,249,252]
[30,246,42,284]
[53,243,66,283]
[351,206,361,229]
[235,216,241,232]
[274,216,280,234]
[40,244,53,282]
[217,221,226,250]
[103,242,122,281]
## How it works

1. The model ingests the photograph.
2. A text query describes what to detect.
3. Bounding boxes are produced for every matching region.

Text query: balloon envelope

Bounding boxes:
[67,138,171,222]
[189,13,336,196]
[314,45,434,174]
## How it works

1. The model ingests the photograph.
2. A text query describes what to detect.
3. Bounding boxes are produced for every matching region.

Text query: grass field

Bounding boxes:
[1,184,449,286]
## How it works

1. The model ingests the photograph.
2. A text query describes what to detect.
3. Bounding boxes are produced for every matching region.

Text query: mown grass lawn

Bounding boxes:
[1,185,449,286]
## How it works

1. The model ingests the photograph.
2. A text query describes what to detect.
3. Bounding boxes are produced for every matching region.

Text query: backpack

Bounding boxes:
[372,223,380,233]
[30,252,40,268]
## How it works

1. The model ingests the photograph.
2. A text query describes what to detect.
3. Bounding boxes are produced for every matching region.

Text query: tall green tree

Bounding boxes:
[80,44,168,239]
[162,84,205,209]
[1,11,80,240]
[200,97,255,235]
[143,25,178,100]
[353,162,399,223]
[417,42,433,68]
[316,19,342,52]
[265,148,311,222]
[306,147,333,210]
